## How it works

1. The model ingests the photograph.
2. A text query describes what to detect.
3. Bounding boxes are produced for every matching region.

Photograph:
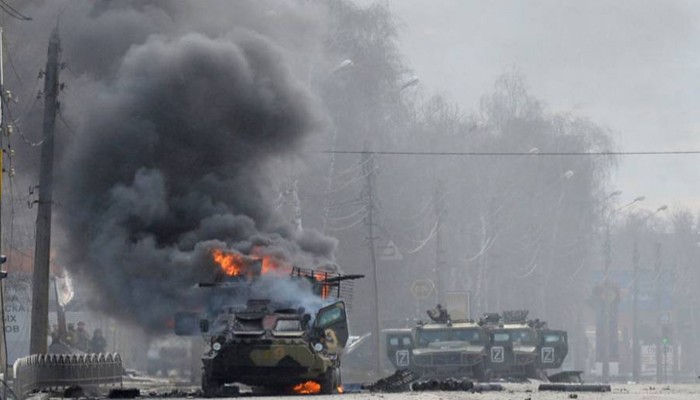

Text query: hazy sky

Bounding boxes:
[363,0,700,212]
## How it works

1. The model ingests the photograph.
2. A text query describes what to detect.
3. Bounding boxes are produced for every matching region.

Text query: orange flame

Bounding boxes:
[314,272,331,299]
[212,249,248,276]
[212,248,291,277]
[292,381,321,394]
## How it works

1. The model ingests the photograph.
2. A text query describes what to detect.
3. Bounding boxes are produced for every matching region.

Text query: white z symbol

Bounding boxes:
[396,350,410,367]
[491,346,504,363]
[542,347,555,363]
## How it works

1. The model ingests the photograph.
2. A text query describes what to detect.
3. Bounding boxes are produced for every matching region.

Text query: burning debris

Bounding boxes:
[292,381,321,395]
[213,250,268,278]
[203,248,358,314]
[211,248,295,278]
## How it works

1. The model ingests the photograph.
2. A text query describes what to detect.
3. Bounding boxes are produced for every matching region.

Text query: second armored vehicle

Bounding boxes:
[385,307,488,381]
[383,309,570,383]
[481,310,568,380]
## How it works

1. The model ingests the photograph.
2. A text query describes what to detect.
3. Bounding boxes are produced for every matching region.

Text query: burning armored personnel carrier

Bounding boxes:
[480,310,568,380]
[175,251,362,396]
[385,306,489,381]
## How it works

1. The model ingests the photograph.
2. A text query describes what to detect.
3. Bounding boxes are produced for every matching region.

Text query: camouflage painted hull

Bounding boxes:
[203,338,333,387]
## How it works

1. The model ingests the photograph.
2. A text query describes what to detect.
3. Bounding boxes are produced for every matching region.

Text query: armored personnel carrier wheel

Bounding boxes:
[320,367,340,394]
[524,363,538,380]
[484,369,496,382]
[472,361,486,381]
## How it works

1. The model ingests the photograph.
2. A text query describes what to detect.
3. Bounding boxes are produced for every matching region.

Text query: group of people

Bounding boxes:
[51,321,108,353]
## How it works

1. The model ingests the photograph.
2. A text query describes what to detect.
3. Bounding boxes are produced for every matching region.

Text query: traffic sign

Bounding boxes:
[595,282,620,304]
[411,279,435,300]
[380,240,403,261]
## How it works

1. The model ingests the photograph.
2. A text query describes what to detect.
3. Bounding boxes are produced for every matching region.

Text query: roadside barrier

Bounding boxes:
[13,353,123,398]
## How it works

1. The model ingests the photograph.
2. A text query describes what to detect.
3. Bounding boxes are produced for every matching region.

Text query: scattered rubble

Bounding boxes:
[539,383,611,392]
[364,369,420,392]
[108,388,141,399]
[364,369,505,393]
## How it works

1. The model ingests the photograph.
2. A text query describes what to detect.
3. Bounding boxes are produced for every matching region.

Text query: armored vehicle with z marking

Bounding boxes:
[385,306,488,381]
[480,310,568,381]
[175,256,362,396]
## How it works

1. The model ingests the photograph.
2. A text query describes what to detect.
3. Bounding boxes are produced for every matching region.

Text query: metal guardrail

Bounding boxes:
[13,353,123,398]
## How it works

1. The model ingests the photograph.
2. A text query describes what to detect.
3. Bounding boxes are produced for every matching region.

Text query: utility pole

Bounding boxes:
[433,181,446,305]
[654,242,662,383]
[631,205,666,382]
[601,222,611,383]
[282,180,303,232]
[30,30,60,355]
[489,197,500,313]
[291,180,302,232]
[362,148,381,378]
[631,236,640,382]
[0,26,7,376]
[321,128,337,234]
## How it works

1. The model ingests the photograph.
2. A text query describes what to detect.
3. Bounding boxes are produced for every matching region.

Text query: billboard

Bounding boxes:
[5,272,32,364]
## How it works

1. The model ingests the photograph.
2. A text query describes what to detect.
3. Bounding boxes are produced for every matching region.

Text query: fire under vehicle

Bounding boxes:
[175,254,362,396]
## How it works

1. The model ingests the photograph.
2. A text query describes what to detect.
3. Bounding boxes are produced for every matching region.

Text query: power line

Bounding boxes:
[326,211,368,231]
[0,0,31,21]
[2,93,44,147]
[58,109,78,138]
[2,39,23,85]
[14,77,41,122]
[323,150,700,157]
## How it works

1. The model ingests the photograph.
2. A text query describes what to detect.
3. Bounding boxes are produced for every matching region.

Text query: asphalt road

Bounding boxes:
[212,383,700,399]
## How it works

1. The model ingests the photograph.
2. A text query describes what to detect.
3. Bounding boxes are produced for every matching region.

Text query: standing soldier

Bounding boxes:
[89,329,107,354]
[75,321,91,352]
[66,323,76,347]
[50,325,60,345]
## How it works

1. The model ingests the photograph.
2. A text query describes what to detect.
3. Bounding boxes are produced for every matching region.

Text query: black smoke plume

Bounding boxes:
[38,2,338,331]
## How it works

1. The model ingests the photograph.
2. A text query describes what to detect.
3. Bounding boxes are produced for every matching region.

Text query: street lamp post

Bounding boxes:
[632,235,641,382]
[601,193,642,382]
[601,190,621,383]
[654,241,663,384]
[399,76,419,92]
[329,59,354,75]
[631,205,667,382]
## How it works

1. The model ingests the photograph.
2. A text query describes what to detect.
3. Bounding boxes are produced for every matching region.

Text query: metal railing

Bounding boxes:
[13,353,123,398]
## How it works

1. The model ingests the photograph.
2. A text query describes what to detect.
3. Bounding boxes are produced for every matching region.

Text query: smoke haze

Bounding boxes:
[7,1,339,331]
[5,0,700,380]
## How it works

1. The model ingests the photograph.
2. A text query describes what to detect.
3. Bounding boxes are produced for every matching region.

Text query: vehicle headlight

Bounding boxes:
[313,343,324,352]
[212,342,222,352]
